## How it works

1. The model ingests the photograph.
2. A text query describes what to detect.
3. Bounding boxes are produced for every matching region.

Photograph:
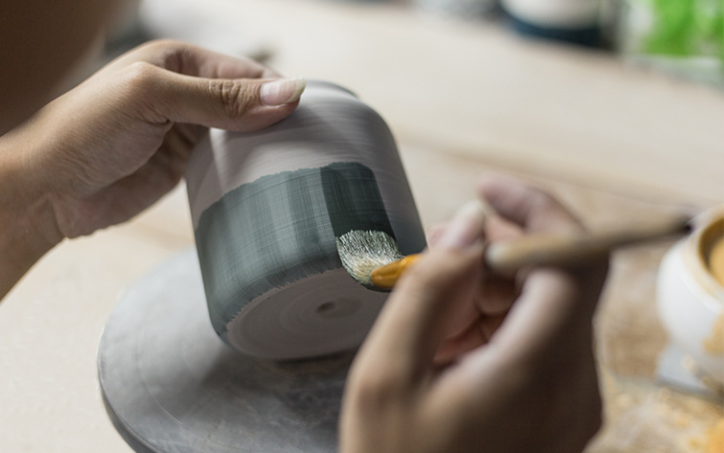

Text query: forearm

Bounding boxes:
[0,131,62,299]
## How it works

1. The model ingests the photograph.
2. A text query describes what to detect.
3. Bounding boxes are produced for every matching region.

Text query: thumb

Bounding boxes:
[134,64,305,131]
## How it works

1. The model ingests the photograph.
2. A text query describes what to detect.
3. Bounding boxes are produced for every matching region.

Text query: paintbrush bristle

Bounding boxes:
[336,230,403,289]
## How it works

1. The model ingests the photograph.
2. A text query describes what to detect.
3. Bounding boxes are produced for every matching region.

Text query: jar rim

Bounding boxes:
[684,207,724,302]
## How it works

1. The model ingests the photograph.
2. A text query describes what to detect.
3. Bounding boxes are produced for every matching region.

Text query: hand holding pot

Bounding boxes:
[0,40,303,297]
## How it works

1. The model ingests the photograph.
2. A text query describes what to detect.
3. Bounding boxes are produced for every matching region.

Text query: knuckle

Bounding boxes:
[208,80,256,118]
[347,368,407,414]
[150,40,188,65]
[119,62,160,95]
[528,190,558,212]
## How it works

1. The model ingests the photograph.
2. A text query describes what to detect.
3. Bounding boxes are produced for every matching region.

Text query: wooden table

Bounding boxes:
[1,0,722,451]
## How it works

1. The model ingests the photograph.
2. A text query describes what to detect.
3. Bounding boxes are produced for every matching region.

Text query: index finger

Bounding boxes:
[469,176,608,364]
[478,175,583,234]
[112,40,279,80]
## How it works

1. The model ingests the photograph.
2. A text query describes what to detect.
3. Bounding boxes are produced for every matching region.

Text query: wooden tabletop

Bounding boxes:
[1,0,722,451]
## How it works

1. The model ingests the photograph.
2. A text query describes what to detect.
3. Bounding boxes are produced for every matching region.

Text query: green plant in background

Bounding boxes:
[644,0,723,61]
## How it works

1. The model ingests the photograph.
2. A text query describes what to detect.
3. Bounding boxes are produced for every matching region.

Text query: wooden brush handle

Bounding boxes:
[485,216,690,273]
[370,216,690,289]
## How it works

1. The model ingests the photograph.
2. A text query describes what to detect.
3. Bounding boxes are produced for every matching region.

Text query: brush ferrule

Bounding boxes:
[370,254,421,290]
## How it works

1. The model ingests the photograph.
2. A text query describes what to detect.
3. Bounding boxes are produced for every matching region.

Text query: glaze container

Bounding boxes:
[657,207,724,389]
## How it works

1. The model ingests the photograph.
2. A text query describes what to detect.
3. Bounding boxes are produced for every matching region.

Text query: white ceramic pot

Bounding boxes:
[657,207,724,389]
[186,81,427,360]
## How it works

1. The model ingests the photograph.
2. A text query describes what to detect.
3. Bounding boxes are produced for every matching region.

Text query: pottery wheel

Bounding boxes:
[98,248,352,453]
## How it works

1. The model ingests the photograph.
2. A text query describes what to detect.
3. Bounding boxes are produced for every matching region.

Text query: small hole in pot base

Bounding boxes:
[317,302,336,315]
[315,298,362,319]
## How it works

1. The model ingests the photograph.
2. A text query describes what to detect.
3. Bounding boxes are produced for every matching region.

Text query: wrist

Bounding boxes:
[0,131,63,298]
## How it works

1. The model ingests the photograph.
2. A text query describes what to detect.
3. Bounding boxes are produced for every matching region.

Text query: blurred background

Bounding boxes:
[92,0,724,216]
[2,1,723,452]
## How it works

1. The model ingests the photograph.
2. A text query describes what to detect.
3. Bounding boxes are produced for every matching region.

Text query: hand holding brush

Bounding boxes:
[340,176,609,453]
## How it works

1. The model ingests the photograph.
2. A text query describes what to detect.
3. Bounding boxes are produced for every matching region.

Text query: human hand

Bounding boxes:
[5,39,305,240]
[340,176,609,453]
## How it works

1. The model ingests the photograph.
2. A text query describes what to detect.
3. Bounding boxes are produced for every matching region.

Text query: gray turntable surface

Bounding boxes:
[98,249,352,453]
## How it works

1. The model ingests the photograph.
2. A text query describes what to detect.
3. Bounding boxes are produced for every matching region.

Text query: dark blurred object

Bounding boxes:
[618,0,724,87]
[413,0,498,19]
[507,15,602,47]
[501,0,606,48]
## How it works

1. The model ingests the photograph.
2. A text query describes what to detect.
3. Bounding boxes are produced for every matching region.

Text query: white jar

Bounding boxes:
[657,207,724,389]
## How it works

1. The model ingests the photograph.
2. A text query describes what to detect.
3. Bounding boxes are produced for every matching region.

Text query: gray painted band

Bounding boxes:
[195,163,387,339]
[195,162,425,359]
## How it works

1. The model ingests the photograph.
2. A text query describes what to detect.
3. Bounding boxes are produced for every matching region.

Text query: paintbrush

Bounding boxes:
[337,215,691,290]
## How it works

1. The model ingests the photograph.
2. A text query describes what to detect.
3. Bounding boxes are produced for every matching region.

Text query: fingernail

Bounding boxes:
[260,78,306,106]
[437,200,489,250]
